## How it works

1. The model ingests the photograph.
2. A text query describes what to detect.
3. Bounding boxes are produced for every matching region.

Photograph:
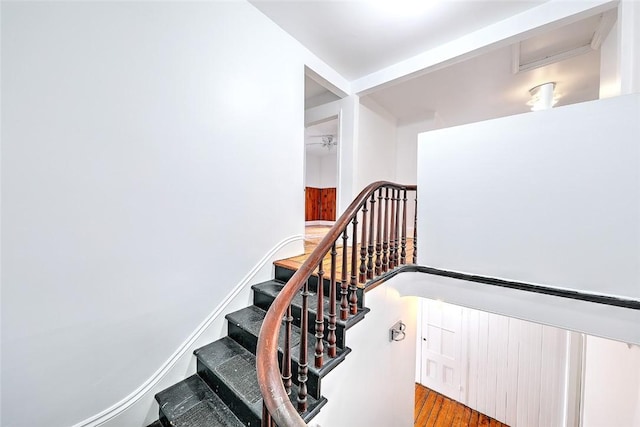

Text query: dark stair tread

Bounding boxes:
[155,375,244,427]
[225,305,350,378]
[146,421,164,427]
[194,337,326,423]
[252,279,370,329]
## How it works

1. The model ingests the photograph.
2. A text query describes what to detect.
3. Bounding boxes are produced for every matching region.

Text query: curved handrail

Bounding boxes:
[256,181,417,427]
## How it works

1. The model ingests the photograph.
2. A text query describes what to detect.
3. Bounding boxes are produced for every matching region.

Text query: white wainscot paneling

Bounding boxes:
[419,299,574,427]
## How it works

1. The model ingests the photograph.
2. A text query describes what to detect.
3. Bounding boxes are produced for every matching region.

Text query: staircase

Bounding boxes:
[148,264,369,427]
[148,182,418,427]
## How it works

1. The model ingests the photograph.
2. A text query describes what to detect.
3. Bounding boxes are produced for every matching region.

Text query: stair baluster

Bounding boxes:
[327,243,337,358]
[401,189,408,265]
[262,402,274,427]
[382,188,389,273]
[315,260,324,369]
[389,189,397,270]
[339,229,349,321]
[349,215,358,315]
[375,189,383,276]
[394,189,401,267]
[297,280,309,412]
[283,305,293,394]
[359,201,368,284]
[367,193,375,280]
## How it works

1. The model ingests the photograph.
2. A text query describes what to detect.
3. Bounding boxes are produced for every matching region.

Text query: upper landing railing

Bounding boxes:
[256,181,418,427]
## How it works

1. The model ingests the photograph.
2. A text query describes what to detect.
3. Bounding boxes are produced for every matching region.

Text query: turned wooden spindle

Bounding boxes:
[262,403,273,427]
[367,193,375,280]
[389,189,397,269]
[297,280,309,412]
[401,189,408,265]
[349,216,358,315]
[394,188,401,267]
[340,229,349,321]
[375,189,383,275]
[314,259,324,369]
[282,305,293,395]
[359,201,368,283]
[327,243,337,358]
[382,188,389,273]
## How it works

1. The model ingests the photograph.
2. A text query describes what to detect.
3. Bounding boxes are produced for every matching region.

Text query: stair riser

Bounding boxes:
[227,323,323,399]
[275,266,365,309]
[196,361,261,427]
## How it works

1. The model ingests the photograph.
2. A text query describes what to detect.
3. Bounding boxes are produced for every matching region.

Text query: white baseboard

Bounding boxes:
[305,220,335,226]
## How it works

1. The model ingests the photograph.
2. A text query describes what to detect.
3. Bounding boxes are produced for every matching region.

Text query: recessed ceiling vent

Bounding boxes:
[512,11,616,74]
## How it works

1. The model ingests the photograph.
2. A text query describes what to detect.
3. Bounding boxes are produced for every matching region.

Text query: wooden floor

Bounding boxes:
[275,225,415,285]
[415,384,508,427]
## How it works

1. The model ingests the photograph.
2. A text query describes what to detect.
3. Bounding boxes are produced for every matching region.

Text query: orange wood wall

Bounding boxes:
[305,187,336,221]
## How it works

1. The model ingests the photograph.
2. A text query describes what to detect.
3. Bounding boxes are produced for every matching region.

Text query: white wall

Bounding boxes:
[304,152,337,189]
[582,336,640,427]
[395,117,436,233]
[396,118,435,186]
[319,154,337,188]
[417,94,640,300]
[311,283,418,427]
[414,94,640,427]
[0,2,344,426]
[305,152,322,188]
[357,99,397,192]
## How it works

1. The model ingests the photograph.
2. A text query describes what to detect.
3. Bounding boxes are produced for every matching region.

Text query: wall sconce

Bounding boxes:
[527,82,558,111]
[389,320,406,342]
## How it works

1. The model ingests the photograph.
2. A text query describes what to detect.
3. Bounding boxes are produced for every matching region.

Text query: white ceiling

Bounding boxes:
[250,0,549,80]
[365,12,605,126]
[254,1,610,129]
[366,42,601,127]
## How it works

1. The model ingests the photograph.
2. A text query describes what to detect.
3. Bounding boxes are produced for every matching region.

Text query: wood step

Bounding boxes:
[154,375,244,427]
[274,265,367,309]
[225,305,351,399]
[252,279,369,350]
[194,337,326,426]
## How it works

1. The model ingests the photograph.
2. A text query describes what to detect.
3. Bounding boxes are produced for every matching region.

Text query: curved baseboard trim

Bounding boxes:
[72,234,303,427]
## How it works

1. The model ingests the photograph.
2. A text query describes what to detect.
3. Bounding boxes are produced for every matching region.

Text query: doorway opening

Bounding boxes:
[303,69,343,236]
[304,117,338,226]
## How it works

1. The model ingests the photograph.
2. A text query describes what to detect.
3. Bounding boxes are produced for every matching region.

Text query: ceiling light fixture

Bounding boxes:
[306,135,338,151]
[321,135,337,150]
[527,82,559,111]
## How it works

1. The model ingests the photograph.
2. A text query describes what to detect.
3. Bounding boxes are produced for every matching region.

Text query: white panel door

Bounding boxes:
[420,298,463,401]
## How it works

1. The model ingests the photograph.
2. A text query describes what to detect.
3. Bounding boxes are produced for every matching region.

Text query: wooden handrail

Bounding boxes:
[256,181,417,427]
